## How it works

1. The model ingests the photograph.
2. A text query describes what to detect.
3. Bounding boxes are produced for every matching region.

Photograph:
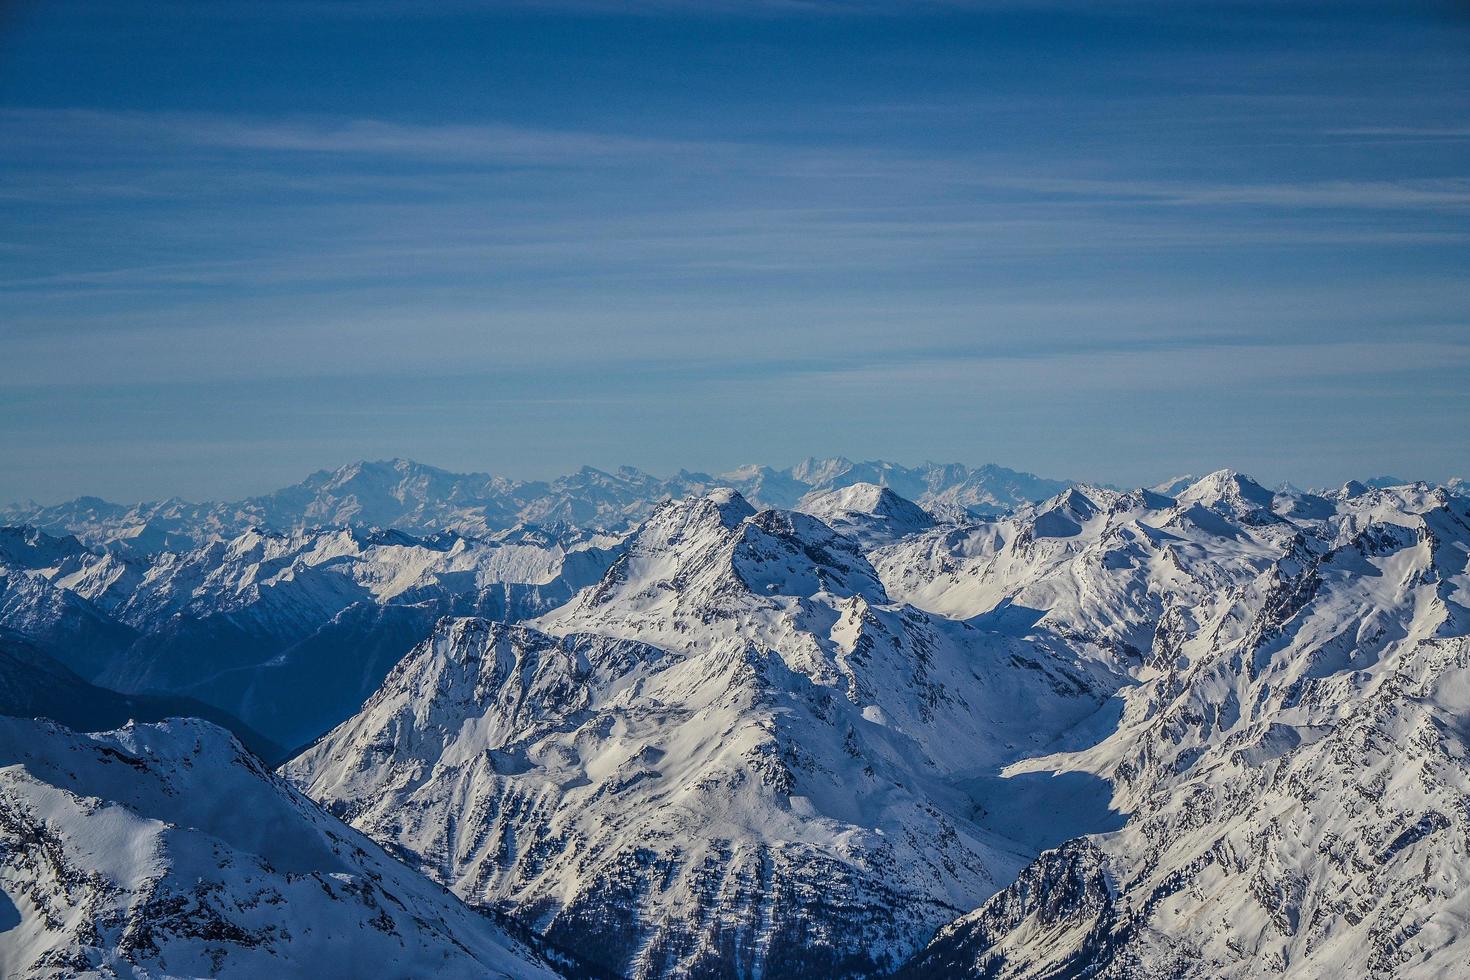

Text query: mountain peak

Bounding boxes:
[795,482,936,547]
[1176,468,1275,511]
[692,486,757,526]
[790,455,856,484]
[1150,473,1197,496]
[734,507,888,600]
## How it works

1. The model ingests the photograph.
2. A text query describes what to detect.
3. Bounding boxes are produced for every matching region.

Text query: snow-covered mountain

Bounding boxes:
[0,522,619,754]
[4,462,1468,979]
[3,457,1071,552]
[0,715,556,978]
[0,526,142,679]
[0,456,1073,753]
[794,482,937,548]
[285,489,1131,977]
[286,473,1470,978]
[898,479,1470,978]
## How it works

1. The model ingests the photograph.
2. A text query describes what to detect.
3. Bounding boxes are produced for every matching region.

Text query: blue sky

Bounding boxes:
[2,0,1468,501]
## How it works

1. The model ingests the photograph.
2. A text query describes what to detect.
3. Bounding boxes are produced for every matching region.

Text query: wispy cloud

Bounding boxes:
[3,0,1468,499]
[1,108,727,165]
[12,107,1470,214]
[53,0,1298,18]
[1325,125,1470,142]
[984,176,1470,212]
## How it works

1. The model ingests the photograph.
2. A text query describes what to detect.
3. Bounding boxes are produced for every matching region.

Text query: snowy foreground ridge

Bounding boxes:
[0,716,557,979]
[2,461,1469,978]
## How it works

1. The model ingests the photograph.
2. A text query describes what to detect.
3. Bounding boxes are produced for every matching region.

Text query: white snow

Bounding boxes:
[0,716,555,979]
[5,465,1470,979]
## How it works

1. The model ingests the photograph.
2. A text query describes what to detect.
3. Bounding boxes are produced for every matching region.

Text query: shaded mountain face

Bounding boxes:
[0,526,141,679]
[0,716,555,979]
[0,631,282,760]
[898,481,1470,979]
[4,457,1071,552]
[0,522,619,752]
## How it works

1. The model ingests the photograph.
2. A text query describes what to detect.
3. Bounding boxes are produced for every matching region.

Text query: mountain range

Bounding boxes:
[1,460,1468,978]
[2,457,1072,553]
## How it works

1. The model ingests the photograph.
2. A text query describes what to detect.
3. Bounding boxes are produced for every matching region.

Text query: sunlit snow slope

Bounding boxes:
[0,716,557,979]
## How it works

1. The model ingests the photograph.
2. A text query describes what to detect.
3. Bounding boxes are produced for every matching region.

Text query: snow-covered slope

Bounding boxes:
[288,491,1128,978]
[871,476,1294,660]
[899,480,1470,978]
[0,715,557,979]
[795,482,938,549]
[105,523,614,637]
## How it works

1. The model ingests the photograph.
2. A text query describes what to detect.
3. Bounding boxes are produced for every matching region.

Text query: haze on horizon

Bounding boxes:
[2,0,1468,503]
[0,454,1455,513]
